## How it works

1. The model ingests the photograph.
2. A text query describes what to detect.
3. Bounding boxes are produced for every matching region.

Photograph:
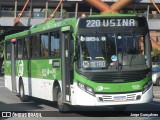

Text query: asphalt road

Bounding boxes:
[0,77,160,120]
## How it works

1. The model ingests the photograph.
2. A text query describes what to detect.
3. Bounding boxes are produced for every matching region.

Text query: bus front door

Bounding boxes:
[61,28,73,103]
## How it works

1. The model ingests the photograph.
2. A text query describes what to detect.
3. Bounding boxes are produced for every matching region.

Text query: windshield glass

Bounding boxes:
[77,32,149,71]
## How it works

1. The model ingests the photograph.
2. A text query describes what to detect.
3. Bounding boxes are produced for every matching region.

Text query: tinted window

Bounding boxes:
[30,35,39,58]
[6,42,11,60]
[17,39,23,59]
[23,37,30,58]
[50,32,60,57]
[40,34,49,57]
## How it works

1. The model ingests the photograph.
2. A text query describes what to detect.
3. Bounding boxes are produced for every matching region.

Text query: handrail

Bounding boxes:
[110,0,133,11]
[85,0,118,13]
[14,0,30,26]
[86,0,112,13]
[151,38,160,51]
[150,0,160,14]
[149,0,160,51]
[45,0,63,22]
[86,0,133,14]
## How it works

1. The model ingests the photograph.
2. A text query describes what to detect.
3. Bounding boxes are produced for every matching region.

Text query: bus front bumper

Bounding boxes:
[71,84,153,106]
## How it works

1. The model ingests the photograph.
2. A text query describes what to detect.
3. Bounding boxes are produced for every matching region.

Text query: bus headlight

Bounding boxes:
[77,82,85,91]
[86,85,94,96]
[142,80,152,94]
[77,82,95,96]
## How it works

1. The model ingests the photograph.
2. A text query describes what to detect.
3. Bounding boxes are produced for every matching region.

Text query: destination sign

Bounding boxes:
[86,19,136,27]
[78,17,146,29]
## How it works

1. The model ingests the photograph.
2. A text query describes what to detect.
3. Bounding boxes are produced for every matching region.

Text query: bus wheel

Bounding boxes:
[156,78,160,86]
[56,86,70,112]
[19,82,29,102]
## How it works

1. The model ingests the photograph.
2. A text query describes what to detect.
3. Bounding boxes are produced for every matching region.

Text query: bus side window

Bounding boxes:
[50,32,60,57]
[6,42,11,60]
[30,35,40,58]
[23,37,30,58]
[17,39,23,59]
[40,33,49,57]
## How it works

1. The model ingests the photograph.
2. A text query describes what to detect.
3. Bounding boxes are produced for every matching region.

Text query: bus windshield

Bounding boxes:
[77,32,148,71]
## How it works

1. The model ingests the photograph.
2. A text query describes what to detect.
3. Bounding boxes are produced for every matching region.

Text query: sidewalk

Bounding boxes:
[153,89,160,99]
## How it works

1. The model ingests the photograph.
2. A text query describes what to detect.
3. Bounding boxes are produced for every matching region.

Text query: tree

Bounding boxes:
[152,48,160,57]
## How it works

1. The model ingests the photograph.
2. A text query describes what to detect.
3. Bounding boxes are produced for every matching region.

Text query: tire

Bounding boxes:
[156,78,160,86]
[19,82,29,102]
[53,86,59,101]
[56,86,70,112]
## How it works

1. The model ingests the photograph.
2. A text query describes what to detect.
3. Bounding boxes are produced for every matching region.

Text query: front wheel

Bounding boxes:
[19,82,29,102]
[56,86,70,112]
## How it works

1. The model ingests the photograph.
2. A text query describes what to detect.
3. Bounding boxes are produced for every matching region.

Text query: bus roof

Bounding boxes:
[4,14,138,41]
[88,14,136,17]
[5,17,77,41]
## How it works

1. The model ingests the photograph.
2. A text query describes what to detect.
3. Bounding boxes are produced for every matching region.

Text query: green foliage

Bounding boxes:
[152,48,160,57]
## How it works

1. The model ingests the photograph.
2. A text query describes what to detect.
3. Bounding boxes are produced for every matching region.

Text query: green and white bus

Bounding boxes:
[4,14,153,111]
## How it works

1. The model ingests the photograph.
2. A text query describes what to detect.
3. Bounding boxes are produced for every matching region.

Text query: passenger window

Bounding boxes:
[23,37,30,58]
[50,32,60,57]
[17,39,23,59]
[30,35,39,58]
[40,34,49,57]
[6,42,11,60]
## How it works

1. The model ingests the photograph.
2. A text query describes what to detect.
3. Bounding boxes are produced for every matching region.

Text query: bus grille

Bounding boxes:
[81,69,150,83]
[101,94,136,101]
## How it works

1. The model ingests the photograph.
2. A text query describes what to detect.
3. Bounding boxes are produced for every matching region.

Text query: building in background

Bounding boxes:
[0,0,160,47]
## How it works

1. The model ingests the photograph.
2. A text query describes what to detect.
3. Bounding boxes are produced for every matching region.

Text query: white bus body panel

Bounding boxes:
[72,83,153,106]
[5,75,153,106]
[5,75,12,91]
[20,77,59,101]
[5,75,62,101]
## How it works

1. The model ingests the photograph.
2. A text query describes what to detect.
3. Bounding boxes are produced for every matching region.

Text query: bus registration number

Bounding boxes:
[113,96,126,101]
